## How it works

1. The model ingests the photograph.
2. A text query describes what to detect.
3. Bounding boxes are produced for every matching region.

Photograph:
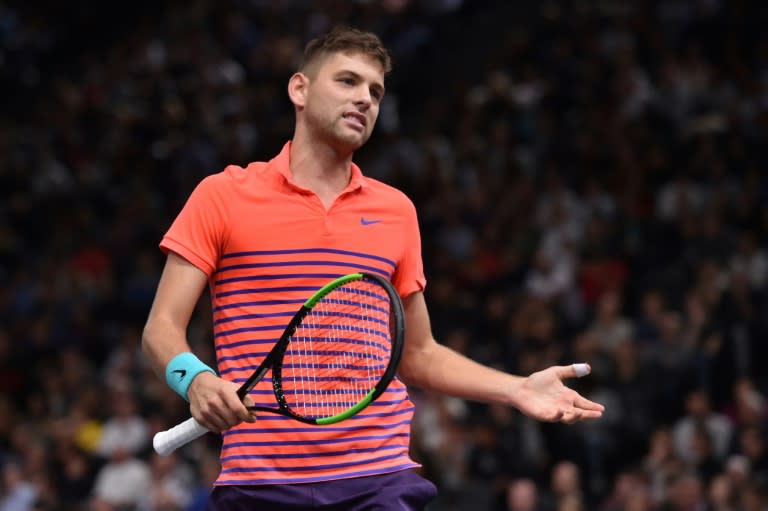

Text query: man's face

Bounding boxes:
[300,51,386,152]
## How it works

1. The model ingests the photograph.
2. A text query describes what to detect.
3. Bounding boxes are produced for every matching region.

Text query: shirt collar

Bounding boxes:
[268,141,367,193]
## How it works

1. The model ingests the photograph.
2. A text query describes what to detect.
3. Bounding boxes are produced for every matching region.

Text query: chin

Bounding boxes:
[335,134,369,152]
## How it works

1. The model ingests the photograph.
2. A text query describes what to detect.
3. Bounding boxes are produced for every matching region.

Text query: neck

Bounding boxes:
[289,128,354,194]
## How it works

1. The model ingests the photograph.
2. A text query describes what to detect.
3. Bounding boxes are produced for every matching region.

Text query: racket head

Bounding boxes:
[268,272,405,424]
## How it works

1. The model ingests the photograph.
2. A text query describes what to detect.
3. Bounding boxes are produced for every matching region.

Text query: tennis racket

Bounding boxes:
[153,272,405,456]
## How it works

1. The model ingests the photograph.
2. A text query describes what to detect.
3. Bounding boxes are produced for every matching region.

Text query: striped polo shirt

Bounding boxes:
[160,141,425,485]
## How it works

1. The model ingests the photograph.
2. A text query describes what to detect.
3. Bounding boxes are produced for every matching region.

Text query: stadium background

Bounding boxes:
[1,0,768,510]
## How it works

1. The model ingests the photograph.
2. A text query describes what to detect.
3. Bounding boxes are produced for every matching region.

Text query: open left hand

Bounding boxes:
[513,364,604,424]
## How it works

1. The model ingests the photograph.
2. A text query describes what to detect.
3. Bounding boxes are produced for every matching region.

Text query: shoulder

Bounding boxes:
[217,161,269,184]
[194,161,269,192]
[362,176,417,214]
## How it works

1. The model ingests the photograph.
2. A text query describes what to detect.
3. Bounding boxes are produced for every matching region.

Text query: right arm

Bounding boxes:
[142,252,254,432]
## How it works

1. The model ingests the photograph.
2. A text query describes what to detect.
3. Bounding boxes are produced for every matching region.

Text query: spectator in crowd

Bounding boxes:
[2,1,768,510]
[672,390,733,466]
[0,461,37,511]
[95,388,150,459]
[505,478,540,511]
[89,446,151,511]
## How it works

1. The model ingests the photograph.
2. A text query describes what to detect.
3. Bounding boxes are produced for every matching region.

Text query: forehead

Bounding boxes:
[314,51,385,80]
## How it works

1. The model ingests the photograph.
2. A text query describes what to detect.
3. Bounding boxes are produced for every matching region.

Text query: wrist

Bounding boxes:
[504,375,526,408]
[165,352,216,401]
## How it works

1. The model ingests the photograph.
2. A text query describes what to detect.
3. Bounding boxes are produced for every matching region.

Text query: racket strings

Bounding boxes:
[284,279,392,419]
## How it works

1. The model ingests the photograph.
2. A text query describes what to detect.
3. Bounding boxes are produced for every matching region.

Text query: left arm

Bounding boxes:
[398,291,604,423]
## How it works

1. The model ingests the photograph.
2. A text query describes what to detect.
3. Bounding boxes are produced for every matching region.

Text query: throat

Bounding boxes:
[288,139,354,208]
[294,174,351,210]
[316,190,339,210]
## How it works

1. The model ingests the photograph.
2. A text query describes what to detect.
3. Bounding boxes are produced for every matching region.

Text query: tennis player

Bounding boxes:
[142,26,604,510]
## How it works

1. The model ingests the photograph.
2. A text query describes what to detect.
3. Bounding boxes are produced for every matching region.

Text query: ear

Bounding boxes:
[288,72,309,108]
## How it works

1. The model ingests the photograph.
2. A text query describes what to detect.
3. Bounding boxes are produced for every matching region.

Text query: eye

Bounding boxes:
[370,89,382,101]
[339,77,355,86]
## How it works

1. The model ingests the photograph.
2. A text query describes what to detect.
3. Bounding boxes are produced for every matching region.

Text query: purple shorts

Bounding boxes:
[205,469,437,510]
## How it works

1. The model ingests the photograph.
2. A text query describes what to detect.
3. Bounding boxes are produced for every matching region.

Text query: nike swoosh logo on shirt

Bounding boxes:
[360,217,382,225]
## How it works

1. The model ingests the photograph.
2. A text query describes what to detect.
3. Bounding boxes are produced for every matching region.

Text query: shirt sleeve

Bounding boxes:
[159,174,229,277]
[392,199,426,298]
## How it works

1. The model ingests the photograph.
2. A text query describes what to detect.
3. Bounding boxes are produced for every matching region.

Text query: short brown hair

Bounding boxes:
[300,27,392,74]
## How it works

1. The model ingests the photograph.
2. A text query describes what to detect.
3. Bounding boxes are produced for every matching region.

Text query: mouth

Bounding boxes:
[343,111,367,131]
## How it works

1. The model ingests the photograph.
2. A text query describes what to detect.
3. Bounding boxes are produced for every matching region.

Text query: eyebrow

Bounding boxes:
[336,70,386,97]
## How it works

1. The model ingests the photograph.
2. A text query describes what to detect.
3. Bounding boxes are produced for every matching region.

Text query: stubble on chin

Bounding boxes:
[331,123,370,152]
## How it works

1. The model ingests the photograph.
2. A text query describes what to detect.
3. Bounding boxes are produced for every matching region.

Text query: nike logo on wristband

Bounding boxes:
[172,369,187,380]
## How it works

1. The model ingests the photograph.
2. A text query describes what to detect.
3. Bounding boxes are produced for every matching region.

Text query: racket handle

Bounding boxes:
[153,417,209,456]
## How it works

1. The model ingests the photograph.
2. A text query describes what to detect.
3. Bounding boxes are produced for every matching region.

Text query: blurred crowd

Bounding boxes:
[1,0,768,510]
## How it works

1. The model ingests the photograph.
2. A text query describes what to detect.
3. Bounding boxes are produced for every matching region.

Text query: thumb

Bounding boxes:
[557,363,591,379]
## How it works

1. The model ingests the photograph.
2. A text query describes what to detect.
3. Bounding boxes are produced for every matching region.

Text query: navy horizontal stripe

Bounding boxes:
[214,299,305,313]
[221,452,404,473]
[281,399,395,409]
[224,415,411,436]
[221,248,396,269]
[249,387,404,396]
[223,431,410,445]
[222,348,389,369]
[215,325,284,338]
[221,444,405,462]
[213,297,390,314]
[312,298,389,315]
[217,310,388,330]
[220,364,264,376]
[216,286,320,299]
[248,361,385,372]
[215,339,277,353]
[219,352,269,363]
[218,463,419,485]
[220,362,386,376]
[344,408,416,420]
[243,399,414,420]
[219,337,390,362]
[242,402,399,418]
[215,273,344,286]
[303,310,388,327]
[235,375,381,383]
[282,349,387,361]
[222,406,416,436]
[217,261,390,278]
[326,287,390,303]
[286,400,405,408]
[292,337,390,353]
[246,396,403,407]
[214,335,394,356]
[281,362,386,371]
[295,323,389,340]
[225,415,413,438]
[214,311,294,326]
[216,322,390,340]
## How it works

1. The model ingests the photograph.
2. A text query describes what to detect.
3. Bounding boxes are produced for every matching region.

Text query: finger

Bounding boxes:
[242,395,257,423]
[573,394,605,412]
[562,409,583,424]
[545,408,565,422]
[575,409,603,420]
[196,406,232,432]
[222,392,254,425]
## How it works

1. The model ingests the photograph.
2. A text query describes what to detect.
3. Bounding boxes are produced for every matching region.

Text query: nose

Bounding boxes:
[354,86,372,109]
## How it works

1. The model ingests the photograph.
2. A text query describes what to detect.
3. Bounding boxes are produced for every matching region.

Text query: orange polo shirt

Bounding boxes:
[160,141,425,485]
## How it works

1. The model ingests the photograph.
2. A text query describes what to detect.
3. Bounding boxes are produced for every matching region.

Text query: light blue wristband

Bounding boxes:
[165,352,216,402]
